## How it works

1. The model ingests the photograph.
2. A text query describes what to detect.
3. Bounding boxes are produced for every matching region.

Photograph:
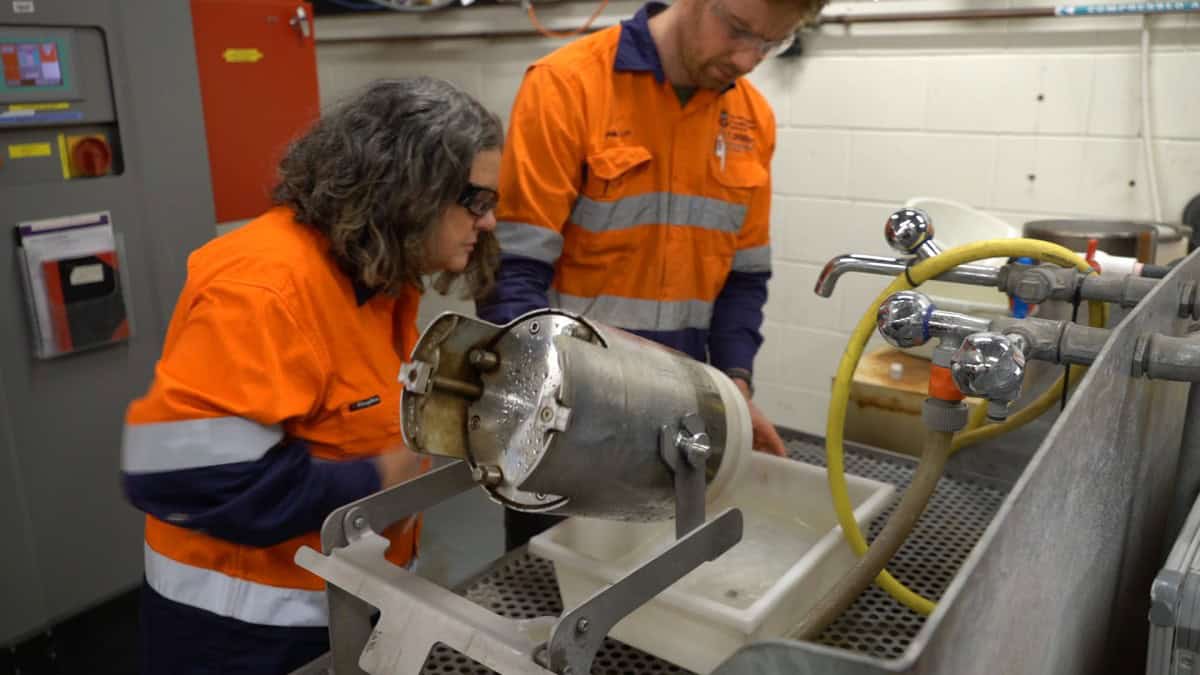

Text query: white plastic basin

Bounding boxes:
[528,452,896,673]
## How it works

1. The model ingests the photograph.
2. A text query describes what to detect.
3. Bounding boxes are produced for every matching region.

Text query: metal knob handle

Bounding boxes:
[950,332,1027,420]
[675,413,710,468]
[876,290,936,348]
[884,208,941,258]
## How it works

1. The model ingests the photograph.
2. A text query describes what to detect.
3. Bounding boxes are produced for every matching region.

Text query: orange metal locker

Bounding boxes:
[191,0,320,224]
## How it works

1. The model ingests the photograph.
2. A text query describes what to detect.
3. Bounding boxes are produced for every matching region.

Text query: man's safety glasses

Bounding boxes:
[709,1,796,58]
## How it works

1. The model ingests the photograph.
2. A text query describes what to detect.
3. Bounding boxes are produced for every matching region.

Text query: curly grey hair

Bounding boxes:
[273,77,503,298]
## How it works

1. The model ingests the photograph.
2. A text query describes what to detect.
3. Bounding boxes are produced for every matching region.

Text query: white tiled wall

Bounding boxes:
[316,1,1200,434]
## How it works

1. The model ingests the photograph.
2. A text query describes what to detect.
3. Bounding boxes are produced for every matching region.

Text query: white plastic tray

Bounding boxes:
[529,453,896,673]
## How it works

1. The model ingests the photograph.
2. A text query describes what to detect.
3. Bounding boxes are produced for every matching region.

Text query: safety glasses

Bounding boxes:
[457,183,499,218]
[709,0,796,58]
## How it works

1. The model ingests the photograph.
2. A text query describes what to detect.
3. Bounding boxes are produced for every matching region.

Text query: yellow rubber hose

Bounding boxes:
[825,239,1107,617]
[964,396,989,432]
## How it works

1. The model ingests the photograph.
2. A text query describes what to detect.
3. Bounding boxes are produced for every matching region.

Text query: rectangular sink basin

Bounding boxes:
[528,452,896,673]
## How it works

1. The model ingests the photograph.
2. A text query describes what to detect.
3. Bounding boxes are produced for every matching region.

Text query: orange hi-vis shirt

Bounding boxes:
[480,2,775,380]
[121,207,423,628]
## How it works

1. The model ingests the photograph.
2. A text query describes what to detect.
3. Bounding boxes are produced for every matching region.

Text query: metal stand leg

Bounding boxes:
[316,461,478,675]
[545,508,743,674]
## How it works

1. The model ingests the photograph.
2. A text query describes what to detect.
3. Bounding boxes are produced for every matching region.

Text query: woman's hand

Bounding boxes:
[374,444,428,488]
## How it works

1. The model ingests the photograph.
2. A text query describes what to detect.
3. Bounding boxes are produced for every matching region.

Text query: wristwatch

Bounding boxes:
[725,368,754,398]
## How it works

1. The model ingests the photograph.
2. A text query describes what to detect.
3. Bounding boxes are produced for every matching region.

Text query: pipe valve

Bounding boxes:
[876,290,993,357]
[950,332,1027,421]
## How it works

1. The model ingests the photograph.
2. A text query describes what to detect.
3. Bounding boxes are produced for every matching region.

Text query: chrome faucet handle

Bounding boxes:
[876,290,936,348]
[950,332,1027,421]
[884,208,942,259]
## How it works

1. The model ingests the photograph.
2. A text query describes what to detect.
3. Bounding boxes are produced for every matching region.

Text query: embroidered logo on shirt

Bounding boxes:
[719,109,758,154]
[349,395,382,412]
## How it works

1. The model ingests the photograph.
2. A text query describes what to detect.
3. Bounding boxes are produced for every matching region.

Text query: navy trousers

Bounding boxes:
[139,582,329,675]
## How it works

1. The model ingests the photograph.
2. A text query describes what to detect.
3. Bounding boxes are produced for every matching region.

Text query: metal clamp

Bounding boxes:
[659,413,709,538]
[400,360,434,395]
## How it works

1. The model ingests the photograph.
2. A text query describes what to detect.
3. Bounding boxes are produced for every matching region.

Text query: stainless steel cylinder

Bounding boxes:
[403,310,751,522]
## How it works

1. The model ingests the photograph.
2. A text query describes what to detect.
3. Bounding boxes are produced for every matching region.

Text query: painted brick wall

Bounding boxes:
[316,1,1200,434]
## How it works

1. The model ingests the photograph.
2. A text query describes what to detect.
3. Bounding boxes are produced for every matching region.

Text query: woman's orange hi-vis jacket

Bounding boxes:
[122,207,424,629]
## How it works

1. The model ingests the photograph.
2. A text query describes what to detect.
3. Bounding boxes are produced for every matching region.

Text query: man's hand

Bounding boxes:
[733,378,788,457]
[374,444,428,489]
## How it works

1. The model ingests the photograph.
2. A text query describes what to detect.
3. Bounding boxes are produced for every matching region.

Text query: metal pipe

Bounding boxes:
[1059,323,1112,366]
[1078,274,1159,308]
[1000,264,1159,307]
[993,316,1065,363]
[928,310,993,345]
[432,375,483,399]
[1137,333,1200,381]
[819,7,1055,25]
[322,2,1200,44]
[817,3,1200,26]
[988,315,1108,366]
[814,254,1001,297]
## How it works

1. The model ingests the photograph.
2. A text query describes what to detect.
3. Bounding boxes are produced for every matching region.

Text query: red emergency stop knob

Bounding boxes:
[71,137,112,177]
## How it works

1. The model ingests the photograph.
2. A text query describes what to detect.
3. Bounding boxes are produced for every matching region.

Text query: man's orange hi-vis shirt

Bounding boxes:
[479,2,776,386]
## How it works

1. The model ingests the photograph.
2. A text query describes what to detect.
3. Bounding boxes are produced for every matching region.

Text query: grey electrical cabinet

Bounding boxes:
[1149,488,1200,674]
[0,1,215,645]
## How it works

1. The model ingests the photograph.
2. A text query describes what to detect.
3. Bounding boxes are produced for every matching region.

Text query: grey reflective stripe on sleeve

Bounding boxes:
[495,221,563,264]
[121,417,284,474]
[552,291,714,332]
[570,192,747,234]
[732,245,772,273]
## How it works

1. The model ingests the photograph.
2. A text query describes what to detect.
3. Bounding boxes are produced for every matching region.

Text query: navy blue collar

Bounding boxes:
[353,280,378,307]
[615,2,669,83]
[615,2,736,94]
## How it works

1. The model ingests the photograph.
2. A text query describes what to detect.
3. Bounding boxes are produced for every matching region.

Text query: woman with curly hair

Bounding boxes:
[120,77,503,674]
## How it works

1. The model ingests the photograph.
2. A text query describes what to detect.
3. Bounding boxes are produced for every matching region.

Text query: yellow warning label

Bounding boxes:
[57,134,70,178]
[222,48,264,63]
[8,102,70,112]
[8,142,52,159]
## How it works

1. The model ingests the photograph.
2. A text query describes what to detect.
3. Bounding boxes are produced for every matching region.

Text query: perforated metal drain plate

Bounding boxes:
[420,439,1010,673]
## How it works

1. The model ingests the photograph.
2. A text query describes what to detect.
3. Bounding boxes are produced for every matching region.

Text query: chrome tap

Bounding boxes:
[876,291,992,350]
[814,208,1002,297]
[950,332,1027,422]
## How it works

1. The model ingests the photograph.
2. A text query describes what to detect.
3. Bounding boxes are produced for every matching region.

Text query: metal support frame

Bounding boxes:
[296,460,743,675]
[316,461,478,675]
[544,508,743,673]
